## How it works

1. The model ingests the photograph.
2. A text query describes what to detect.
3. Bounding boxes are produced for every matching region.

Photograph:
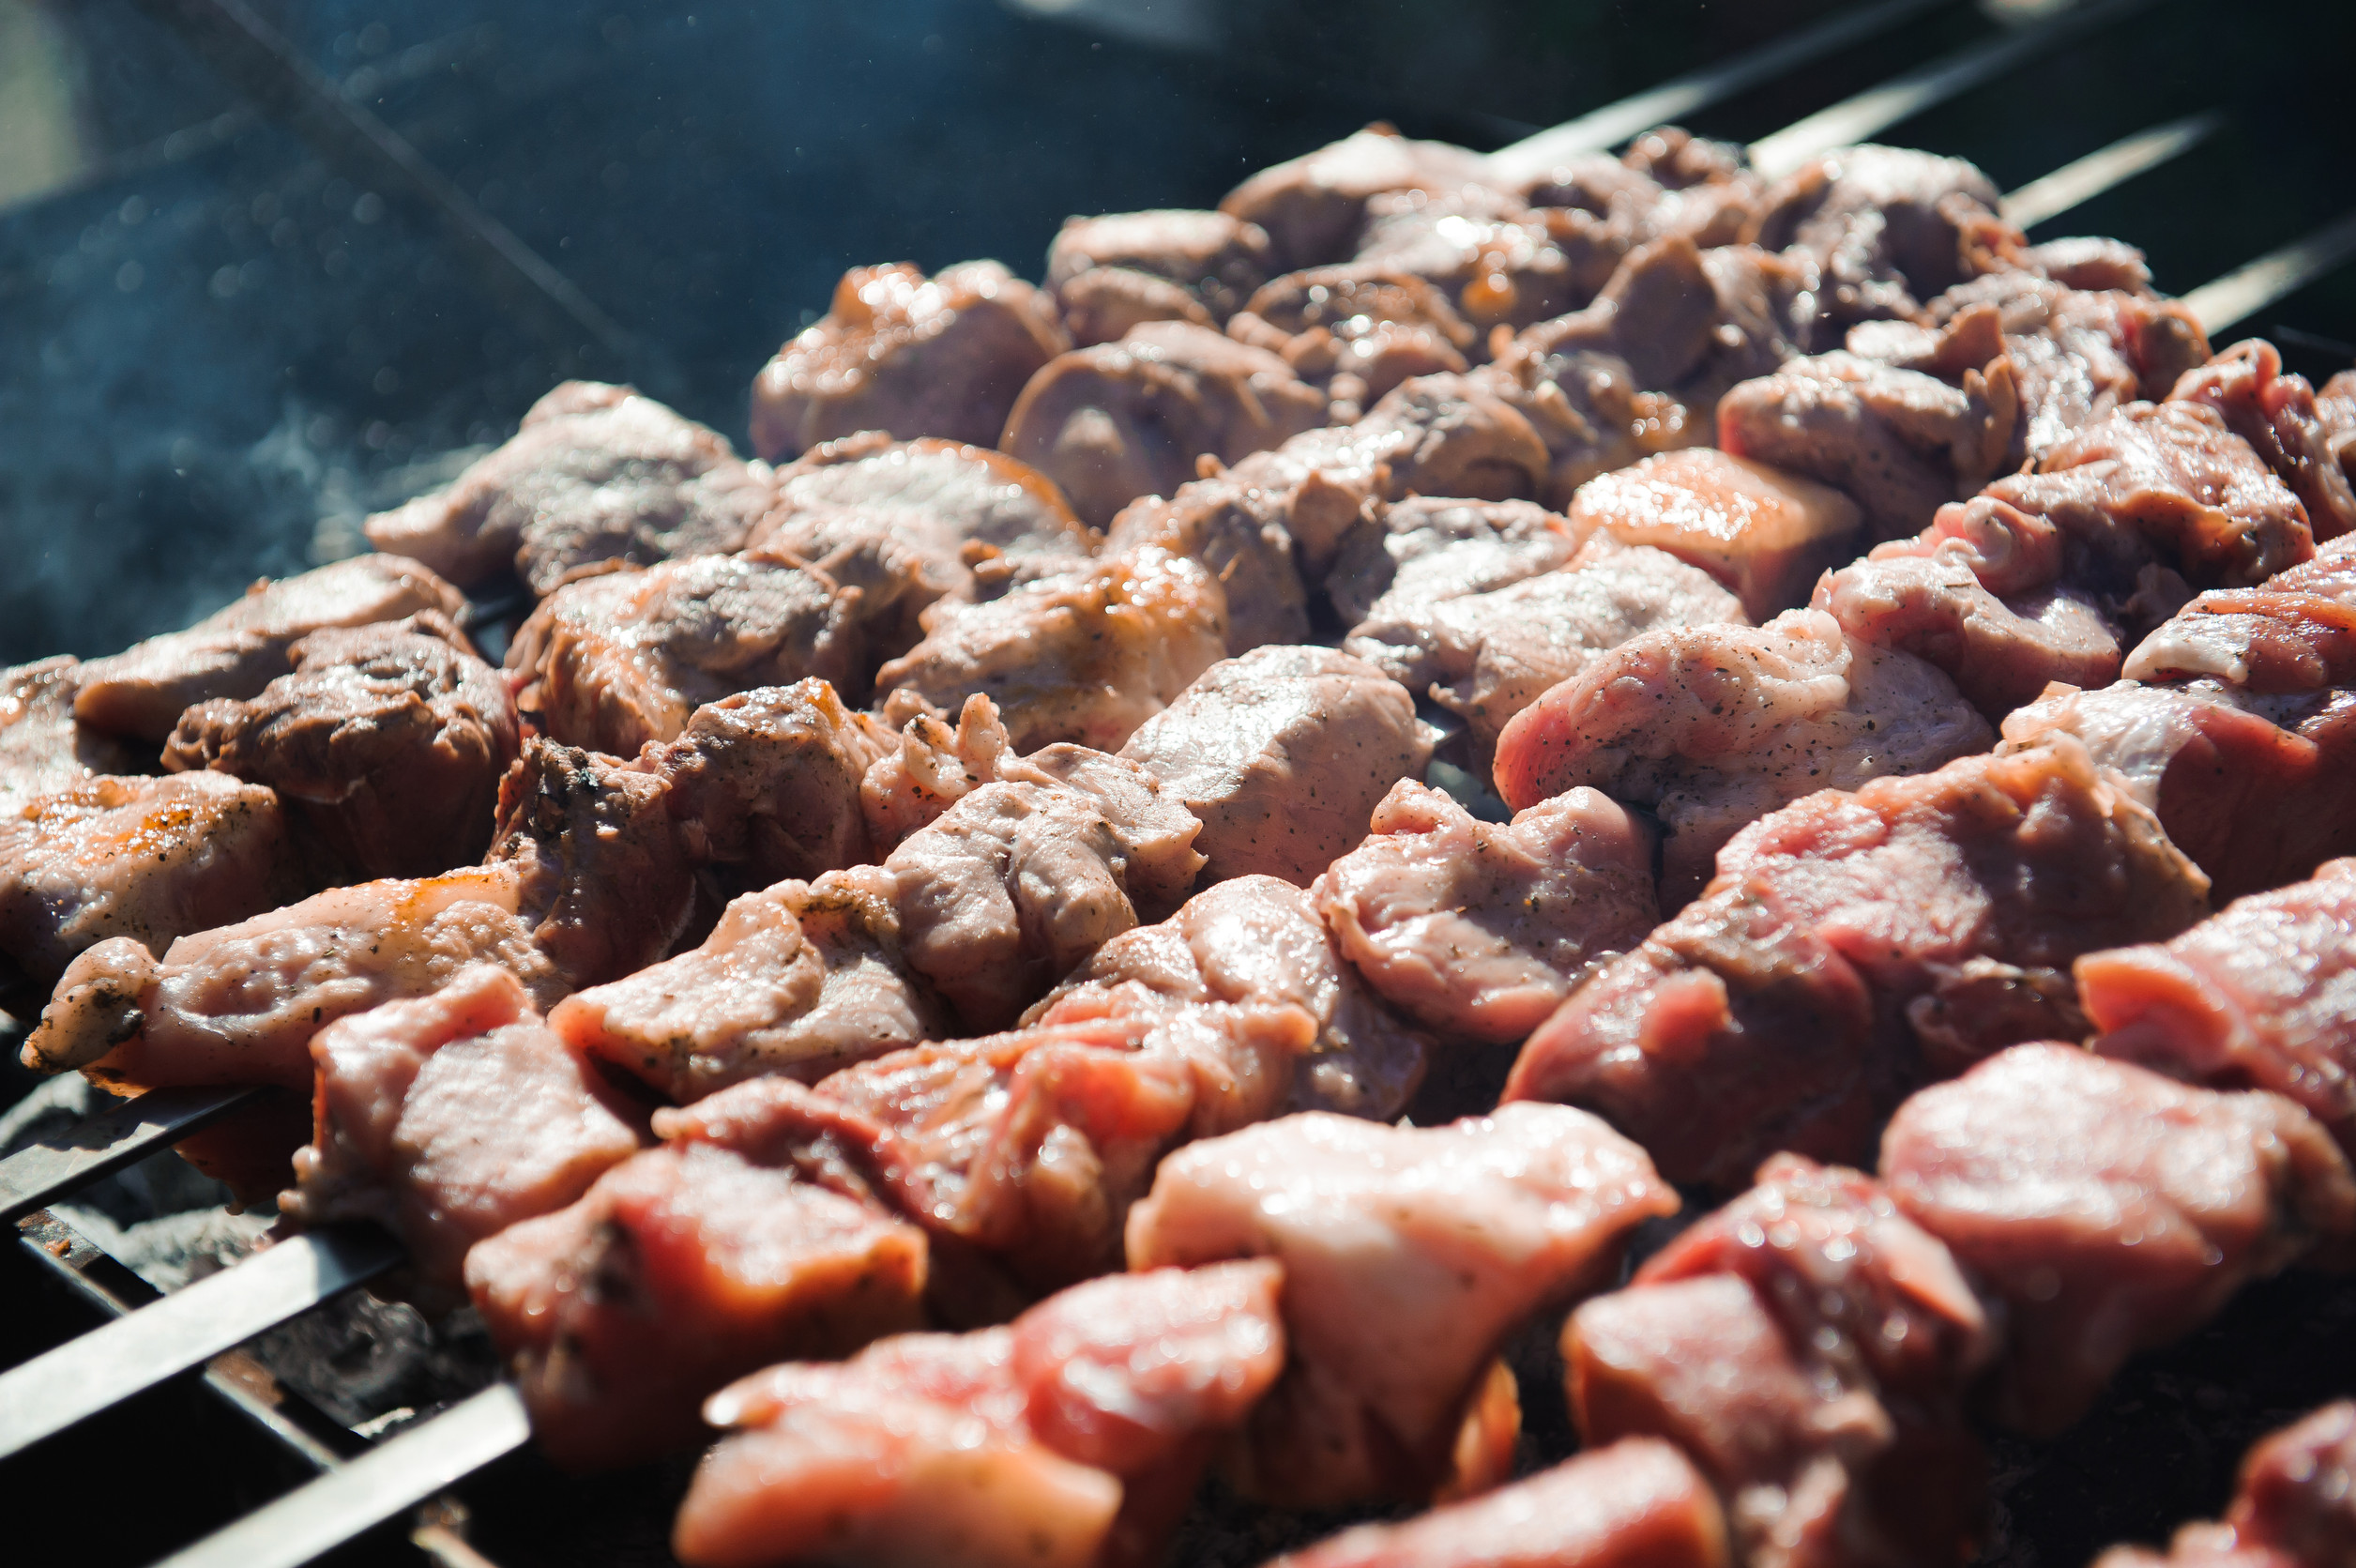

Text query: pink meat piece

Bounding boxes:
[1504,741,2211,1188]
[2171,340,2356,541]
[673,1261,1286,1568]
[1569,449,1863,622]
[1879,1043,2356,1435]
[1126,1104,1675,1507]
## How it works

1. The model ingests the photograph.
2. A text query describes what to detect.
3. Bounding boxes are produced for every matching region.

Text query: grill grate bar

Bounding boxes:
[2181,206,2356,337]
[1999,109,2227,229]
[1749,0,2159,178]
[0,1084,269,1226]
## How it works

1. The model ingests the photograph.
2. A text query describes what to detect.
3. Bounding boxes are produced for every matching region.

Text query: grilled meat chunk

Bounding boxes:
[1355,184,1621,332]
[2171,339,2356,541]
[160,613,517,878]
[74,555,466,743]
[362,382,770,593]
[281,964,647,1308]
[749,260,1068,460]
[1054,265,1217,349]
[1569,449,1862,621]
[1128,1104,1675,1507]
[1230,265,1475,421]
[0,656,148,813]
[1324,495,1583,632]
[1315,780,1656,1044]
[1505,741,2211,1187]
[1044,208,1274,325]
[1118,646,1433,887]
[674,1261,1285,1568]
[1221,125,1492,273]
[1751,145,2007,343]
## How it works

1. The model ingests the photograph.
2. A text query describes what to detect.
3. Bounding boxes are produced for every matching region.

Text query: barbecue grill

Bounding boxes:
[4,1,2353,1563]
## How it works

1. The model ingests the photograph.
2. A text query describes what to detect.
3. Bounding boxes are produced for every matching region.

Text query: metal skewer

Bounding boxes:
[2181,207,2356,337]
[0,1083,270,1226]
[1999,109,2226,229]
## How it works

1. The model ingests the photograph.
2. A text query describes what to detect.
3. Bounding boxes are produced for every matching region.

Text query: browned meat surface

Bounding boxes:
[2096,1403,2356,1568]
[1717,350,2018,540]
[1044,208,1274,325]
[1509,126,1767,251]
[674,1261,1285,1568]
[1569,1155,1996,1568]
[1882,1043,2355,1435]
[1221,125,1491,273]
[1127,1104,1675,1507]
[2082,859,2356,1155]
[1751,145,2008,343]
[74,555,466,743]
[1505,741,2210,1187]
[160,613,517,878]
[362,382,770,593]
[1324,495,1582,632]
[874,547,1228,753]
[0,771,303,986]
[1034,873,1432,1120]
[748,260,1068,461]
[1569,449,1863,620]
[1350,540,1746,761]
[1315,781,1656,1043]
[554,866,950,1100]
[1229,265,1474,421]
[281,964,647,1308]
[0,657,148,813]
[468,1076,928,1470]
[1117,646,1432,887]
[1354,184,1620,332]
[1001,322,1328,528]
[2171,340,2356,540]
[1265,1437,1733,1568]
[640,681,889,893]
[506,549,867,754]
[1052,263,1216,349]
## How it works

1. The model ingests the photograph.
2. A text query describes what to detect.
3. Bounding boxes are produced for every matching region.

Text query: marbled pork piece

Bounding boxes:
[505,548,868,755]
[0,771,303,986]
[1127,1104,1676,1507]
[1567,1156,1997,1568]
[160,612,518,878]
[673,1262,1285,1568]
[1315,780,1656,1043]
[2096,1402,2356,1568]
[1228,265,1474,421]
[74,555,466,743]
[874,546,1228,754]
[1504,740,2212,1188]
[1044,207,1274,326]
[467,1075,929,1469]
[1323,495,1582,632]
[1032,874,1432,1122]
[1569,448,1862,621]
[1494,609,1992,908]
[1221,124,1493,273]
[362,381,771,593]
[1002,322,1328,529]
[882,748,1203,1031]
[1881,1043,2356,1435]
[1347,538,1746,761]
[553,866,950,1101]
[1117,646,1434,887]
[0,656,148,814]
[1263,1438,1732,1568]
[2081,859,2356,1155]
[749,260,1069,460]
[2172,339,2356,541]
[281,964,647,1309]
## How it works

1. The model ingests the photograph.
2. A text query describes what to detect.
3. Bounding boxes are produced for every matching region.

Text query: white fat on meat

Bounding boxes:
[1315,780,1657,1043]
[1125,1104,1677,1507]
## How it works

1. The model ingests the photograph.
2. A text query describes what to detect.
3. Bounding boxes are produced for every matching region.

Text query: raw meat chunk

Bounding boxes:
[1002,322,1328,527]
[362,382,770,593]
[1880,1043,2356,1434]
[1044,208,1273,324]
[749,260,1068,460]
[1264,1438,1731,1568]
[673,1262,1284,1568]
[506,550,867,754]
[1505,740,2211,1187]
[0,771,303,984]
[1222,125,1492,272]
[554,866,950,1101]
[74,556,466,742]
[0,656,148,814]
[160,612,517,877]
[1324,496,1582,633]
[1127,1104,1674,1506]
[1231,264,1474,420]
[2082,859,2356,1154]
[1315,780,1656,1043]
[1750,145,2007,342]
[1568,449,1862,620]
[468,1076,928,1469]
[2171,340,2356,540]
[1494,610,1991,906]
[281,964,646,1307]
[1118,646,1433,887]
[874,547,1228,754]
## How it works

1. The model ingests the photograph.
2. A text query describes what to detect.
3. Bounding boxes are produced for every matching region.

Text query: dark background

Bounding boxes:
[0,0,2349,666]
